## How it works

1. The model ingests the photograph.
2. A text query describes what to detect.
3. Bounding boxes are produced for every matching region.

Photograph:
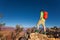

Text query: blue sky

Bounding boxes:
[0,0,60,28]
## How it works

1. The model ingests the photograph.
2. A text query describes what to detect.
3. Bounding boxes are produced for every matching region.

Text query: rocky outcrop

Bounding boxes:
[28,33,60,40]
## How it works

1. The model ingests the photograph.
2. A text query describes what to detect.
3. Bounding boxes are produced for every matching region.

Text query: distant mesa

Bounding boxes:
[0,26,15,31]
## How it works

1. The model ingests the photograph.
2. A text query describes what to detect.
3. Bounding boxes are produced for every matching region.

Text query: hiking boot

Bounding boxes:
[42,32,46,35]
[35,30,39,33]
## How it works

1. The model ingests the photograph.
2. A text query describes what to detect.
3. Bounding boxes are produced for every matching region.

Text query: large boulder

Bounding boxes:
[28,33,48,40]
[28,33,60,40]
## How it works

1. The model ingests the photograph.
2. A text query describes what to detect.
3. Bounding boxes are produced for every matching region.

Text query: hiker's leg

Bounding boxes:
[43,24,46,32]
[37,23,39,30]
[37,20,41,30]
[42,22,46,34]
[42,21,46,32]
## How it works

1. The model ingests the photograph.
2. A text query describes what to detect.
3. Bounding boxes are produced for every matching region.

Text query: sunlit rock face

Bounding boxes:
[28,33,60,40]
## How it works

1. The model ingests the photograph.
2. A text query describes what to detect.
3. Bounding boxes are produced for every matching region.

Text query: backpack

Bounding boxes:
[43,11,48,20]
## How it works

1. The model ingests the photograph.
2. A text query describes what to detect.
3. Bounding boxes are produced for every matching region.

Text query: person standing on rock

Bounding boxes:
[36,10,48,34]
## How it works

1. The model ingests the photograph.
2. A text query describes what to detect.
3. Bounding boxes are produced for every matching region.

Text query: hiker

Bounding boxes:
[37,10,48,34]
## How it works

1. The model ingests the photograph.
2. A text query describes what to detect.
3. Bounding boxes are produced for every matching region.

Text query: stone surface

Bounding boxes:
[29,33,60,40]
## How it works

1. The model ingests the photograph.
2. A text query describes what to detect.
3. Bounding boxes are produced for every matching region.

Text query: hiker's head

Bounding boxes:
[40,9,44,12]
